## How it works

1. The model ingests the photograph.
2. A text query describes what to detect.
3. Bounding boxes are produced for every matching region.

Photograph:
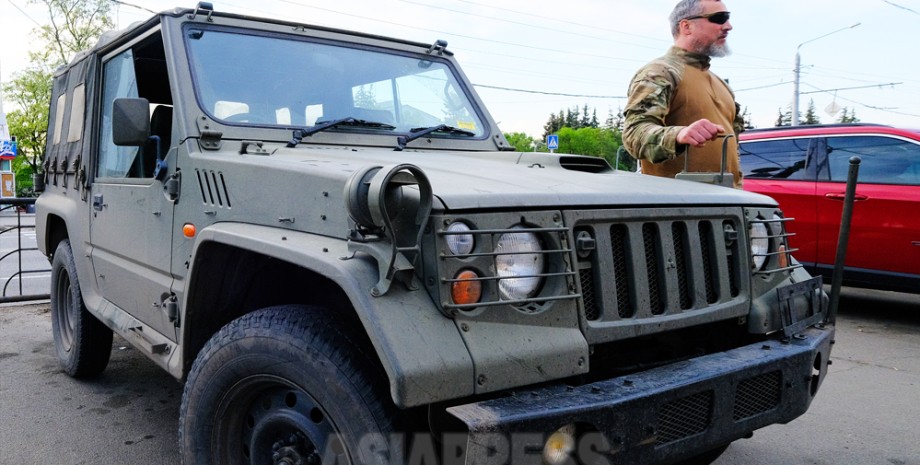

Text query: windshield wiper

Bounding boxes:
[287,117,397,147]
[395,124,476,151]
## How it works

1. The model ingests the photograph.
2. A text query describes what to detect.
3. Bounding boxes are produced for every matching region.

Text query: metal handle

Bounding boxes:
[683,133,734,183]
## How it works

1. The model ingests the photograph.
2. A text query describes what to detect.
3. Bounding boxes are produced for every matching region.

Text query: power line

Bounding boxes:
[881,0,920,16]
[394,0,663,52]
[4,0,41,26]
[473,84,625,99]
[802,82,920,118]
[111,0,156,14]
[800,82,902,95]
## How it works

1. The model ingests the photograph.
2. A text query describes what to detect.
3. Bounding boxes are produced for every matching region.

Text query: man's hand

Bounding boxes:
[677,119,725,147]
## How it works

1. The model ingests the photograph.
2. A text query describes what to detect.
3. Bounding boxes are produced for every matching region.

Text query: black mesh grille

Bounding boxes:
[733,371,782,421]
[724,221,740,297]
[611,224,633,318]
[672,222,692,310]
[643,223,664,315]
[657,391,714,445]
[580,267,599,321]
[698,221,718,304]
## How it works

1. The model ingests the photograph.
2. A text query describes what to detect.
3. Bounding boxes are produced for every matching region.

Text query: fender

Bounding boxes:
[178,221,474,408]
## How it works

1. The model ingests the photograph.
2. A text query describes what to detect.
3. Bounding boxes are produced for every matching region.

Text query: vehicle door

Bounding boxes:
[740,137,822,266]
[90,33,178,340]
[817,135,920,277]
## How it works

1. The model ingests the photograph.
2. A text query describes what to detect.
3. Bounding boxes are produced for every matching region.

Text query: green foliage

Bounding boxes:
[2,0,114,189]
[503,132,536,152]
[33,0,115,66]
[802,99,821,125]
[741,106,755,129]
[543,104,604,139]
[536,104,633,170]
[836,107,860,123]
[775,106,792,127]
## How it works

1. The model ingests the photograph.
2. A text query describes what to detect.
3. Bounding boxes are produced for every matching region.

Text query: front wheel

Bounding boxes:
[180,305,398,465]
[50,239,113,377]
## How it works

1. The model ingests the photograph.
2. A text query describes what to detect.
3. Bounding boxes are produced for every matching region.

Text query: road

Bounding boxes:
[1,288,919,464]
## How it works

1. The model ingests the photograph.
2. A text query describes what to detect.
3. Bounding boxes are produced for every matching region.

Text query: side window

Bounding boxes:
[826,135,920,186]
[739,138,812,180]
[97,32,172,180]
[98,49,141,178]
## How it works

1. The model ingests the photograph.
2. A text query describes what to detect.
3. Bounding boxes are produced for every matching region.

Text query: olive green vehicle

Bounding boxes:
[35,4,835,465]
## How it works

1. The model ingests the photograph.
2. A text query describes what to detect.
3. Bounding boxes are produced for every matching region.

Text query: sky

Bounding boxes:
[2,0,919,139]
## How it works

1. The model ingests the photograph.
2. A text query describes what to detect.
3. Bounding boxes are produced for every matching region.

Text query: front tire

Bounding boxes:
[180,305,398,465]
[50,239,113,377]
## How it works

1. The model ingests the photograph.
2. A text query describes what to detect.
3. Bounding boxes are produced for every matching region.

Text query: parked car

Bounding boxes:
[739,123,920,294]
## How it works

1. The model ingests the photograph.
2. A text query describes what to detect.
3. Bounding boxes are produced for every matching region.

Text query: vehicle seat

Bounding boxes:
[142,105,173,177]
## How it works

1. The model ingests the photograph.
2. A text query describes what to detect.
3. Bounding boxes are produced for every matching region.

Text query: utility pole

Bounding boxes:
[792,23,860,126]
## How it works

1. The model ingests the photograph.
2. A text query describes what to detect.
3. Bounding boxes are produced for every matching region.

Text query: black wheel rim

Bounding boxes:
[217,376,350,465]
[53,268,75,351]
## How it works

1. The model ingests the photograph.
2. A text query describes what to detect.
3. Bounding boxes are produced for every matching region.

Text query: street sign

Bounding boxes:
[546,134,558,151]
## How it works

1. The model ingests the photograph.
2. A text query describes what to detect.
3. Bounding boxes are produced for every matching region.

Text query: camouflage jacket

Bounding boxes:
[623,47,745,172]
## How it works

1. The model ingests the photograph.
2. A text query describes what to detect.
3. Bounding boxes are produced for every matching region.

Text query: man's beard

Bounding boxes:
[692,37,732,57]
[702,41,731,58]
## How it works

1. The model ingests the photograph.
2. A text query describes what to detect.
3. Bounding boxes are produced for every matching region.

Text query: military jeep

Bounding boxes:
[36,3,834,464]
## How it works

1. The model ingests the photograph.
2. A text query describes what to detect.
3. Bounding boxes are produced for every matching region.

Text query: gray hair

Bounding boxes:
[669,0,705,38]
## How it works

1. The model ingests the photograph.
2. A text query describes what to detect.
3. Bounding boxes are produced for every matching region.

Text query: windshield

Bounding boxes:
[184,26,486,138]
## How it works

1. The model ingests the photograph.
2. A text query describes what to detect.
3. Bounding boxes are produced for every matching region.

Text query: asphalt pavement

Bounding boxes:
[1,288,918,464]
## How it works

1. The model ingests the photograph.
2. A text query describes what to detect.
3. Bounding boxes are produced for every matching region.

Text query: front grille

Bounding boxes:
[657,390,714,445]
[576,212,745,326]
[611,224,633,318]
[733,371,782,421]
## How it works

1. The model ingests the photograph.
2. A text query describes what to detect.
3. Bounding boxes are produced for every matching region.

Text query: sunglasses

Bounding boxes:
[685,11,731,24]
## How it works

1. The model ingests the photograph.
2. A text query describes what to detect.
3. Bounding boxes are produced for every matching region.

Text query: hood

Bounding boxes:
[269,146,777,211]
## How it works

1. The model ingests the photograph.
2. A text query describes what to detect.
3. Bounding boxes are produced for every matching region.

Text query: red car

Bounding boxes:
[739,124,920,294]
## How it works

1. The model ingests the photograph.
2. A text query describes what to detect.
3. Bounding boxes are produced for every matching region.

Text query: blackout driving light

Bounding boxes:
[445,221,474,255]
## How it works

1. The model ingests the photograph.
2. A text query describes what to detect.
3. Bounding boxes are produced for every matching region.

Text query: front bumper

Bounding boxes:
[446,325,834,465]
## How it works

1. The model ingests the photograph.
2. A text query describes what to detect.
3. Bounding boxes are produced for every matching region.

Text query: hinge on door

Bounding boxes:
[200,130,223,150]
[164,171,181,202]
[165,294,180,327]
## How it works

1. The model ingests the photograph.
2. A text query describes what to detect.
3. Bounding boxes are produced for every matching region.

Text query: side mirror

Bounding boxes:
[113,98,150,146]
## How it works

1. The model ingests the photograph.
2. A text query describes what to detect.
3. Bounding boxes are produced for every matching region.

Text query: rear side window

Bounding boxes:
[740,138,812,180]
[826,135,920,185]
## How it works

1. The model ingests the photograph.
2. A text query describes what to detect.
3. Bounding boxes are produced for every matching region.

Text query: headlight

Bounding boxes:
[445,221,474,255]
[495,226,545,300]
[750,220,769,270]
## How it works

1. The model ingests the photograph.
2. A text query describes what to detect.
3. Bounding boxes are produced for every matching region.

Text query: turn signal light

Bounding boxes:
[451,270,482,305]
[778,244,788,269]
[183,223,196,238]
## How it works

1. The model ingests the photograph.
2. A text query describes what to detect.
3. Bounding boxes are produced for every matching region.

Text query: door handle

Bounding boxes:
[92,194,105,211]
[825,192,868,201]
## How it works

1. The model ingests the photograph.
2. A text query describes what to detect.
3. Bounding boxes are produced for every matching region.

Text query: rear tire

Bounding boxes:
[50,239,113,377]
[180,305,399,465]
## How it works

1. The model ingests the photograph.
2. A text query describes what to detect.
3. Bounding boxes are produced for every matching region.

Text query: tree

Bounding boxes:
[503,132,535,152]
[34,0,115,66]
[774,106,792,127]
[837,107,860,123]
[3,68,53,178]
[741,106,755,130]
[2,0,114,194]
[802,99,821,125]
